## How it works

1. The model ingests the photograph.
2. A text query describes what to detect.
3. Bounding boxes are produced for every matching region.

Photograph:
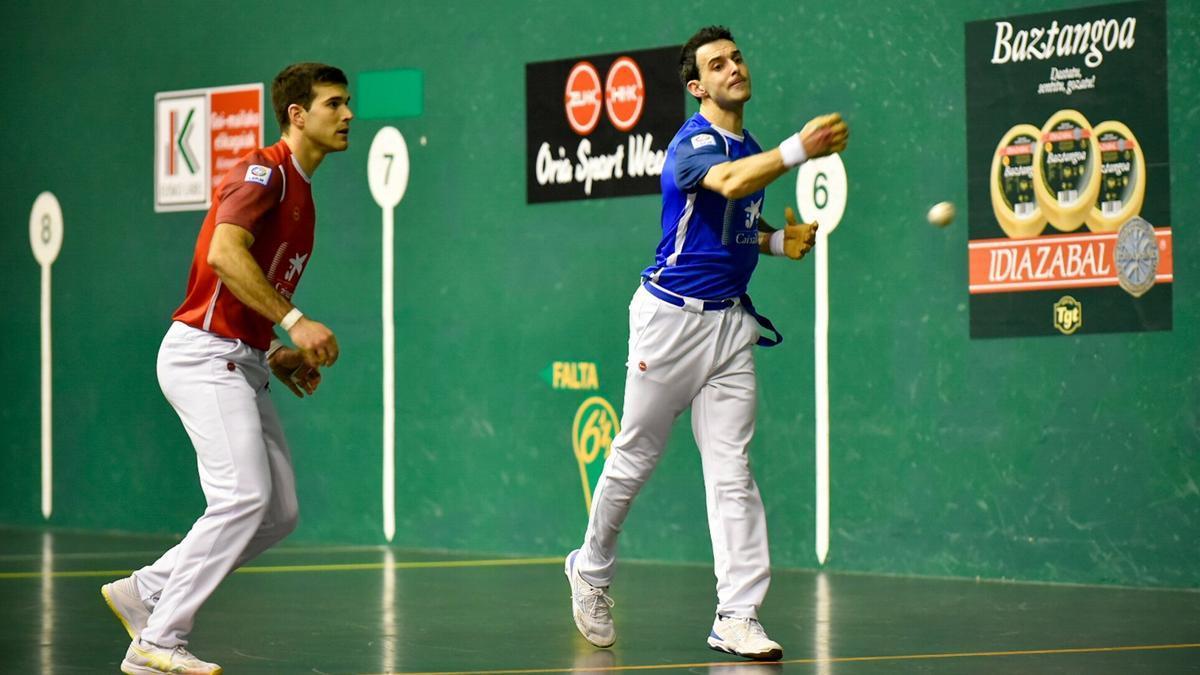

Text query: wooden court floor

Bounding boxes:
[1,528,1197,674]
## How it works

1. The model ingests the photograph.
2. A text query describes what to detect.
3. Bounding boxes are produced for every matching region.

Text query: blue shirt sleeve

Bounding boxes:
[674,130,728,192]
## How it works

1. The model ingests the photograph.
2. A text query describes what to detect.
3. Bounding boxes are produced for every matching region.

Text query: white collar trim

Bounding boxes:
[290,155,311,184]
[709,123,744,142]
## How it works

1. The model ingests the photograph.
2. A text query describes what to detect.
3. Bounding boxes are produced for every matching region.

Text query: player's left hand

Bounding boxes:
[269,347,323,398]
[783,207,819,260]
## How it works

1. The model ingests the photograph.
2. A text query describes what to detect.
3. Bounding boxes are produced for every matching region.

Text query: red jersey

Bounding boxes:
[173,141,316,351]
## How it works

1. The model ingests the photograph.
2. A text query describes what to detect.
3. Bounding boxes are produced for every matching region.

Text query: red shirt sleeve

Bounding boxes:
[214,157,283,236]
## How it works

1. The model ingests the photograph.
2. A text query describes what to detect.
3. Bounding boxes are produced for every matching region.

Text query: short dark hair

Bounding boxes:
[679,25,735,96]
[271,62,348,131]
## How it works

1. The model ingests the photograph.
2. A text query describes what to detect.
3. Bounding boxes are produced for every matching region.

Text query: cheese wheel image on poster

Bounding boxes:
[990,124,1046,238]
[1085,120,1145,233]
[1033,109,1100,232]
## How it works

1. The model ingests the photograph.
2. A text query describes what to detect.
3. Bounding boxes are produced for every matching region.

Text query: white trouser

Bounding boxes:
[577,285,771,619]
[135,321,298,648]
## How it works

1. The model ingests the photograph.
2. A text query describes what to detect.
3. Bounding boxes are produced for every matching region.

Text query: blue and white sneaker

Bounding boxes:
[707,615,783,661]
[565,549,616,647]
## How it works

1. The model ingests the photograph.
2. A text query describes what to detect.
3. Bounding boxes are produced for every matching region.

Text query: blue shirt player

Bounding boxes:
[647,112,768,303]
[565,25,849,662]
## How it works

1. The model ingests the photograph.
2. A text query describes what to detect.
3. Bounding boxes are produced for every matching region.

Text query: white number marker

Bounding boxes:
[797,154,847,565]
[368,128,410,542]
[30,192,64,520]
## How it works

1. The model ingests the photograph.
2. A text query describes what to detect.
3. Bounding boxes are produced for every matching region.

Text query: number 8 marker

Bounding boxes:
[30,192,64,520]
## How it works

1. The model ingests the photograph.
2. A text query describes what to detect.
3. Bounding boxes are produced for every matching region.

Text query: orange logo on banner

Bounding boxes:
[210,87,263,190]
[605,56,645,131]
[967,228,1174,295]
[564,61,602,135]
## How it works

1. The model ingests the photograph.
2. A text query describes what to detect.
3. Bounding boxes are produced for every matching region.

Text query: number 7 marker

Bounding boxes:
[368,128,409,542]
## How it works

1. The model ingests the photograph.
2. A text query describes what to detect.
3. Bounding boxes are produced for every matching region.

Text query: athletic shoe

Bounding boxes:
[102,576,151,639]
[121,638,222,675]
[707,616,783,661]
[565,549,616,647]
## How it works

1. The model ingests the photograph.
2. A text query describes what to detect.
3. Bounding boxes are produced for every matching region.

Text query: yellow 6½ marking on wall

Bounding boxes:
[572,396,620,513]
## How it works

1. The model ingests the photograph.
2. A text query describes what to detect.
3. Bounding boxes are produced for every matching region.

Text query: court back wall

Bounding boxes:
[2,0,1196,588]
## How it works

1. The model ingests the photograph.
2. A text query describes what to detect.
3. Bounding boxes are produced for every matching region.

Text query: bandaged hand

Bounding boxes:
[774,206,818,260]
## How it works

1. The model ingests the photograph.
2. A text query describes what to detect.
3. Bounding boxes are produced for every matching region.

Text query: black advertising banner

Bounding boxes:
[526,46,684,203]
[965,0,1172,338]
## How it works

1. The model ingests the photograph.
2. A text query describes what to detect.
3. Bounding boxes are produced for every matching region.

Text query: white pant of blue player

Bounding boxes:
[134,321,299,648]
[577,284,772,619]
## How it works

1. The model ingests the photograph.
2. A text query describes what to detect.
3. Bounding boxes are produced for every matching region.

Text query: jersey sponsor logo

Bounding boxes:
[604,56,645,131]
[691,133,717,149]
[244,164,272,186]
[572,396,620,513]
[285,251,308,282]
[565,61,603,135]
[743,197,763,228]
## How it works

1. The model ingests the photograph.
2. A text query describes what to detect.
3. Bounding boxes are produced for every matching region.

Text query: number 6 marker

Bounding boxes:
[369,127,409,542]
[796,154,847,566]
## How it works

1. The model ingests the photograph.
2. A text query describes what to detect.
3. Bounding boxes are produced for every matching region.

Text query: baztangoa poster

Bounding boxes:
[965,0,1171,338]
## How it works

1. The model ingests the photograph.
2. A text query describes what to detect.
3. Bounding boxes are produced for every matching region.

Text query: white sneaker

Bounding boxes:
[102,576,151,639]
[565,549,616,647]
[707,616,783,661]
[121,638,222,675]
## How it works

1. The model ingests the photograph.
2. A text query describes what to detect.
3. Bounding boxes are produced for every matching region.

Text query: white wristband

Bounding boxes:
[769,229,787,256]
[266,338,284,360]
[778,133,808,168]
[280,307,304,331]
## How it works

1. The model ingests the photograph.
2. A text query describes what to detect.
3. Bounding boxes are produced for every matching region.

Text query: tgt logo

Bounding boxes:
[1053,296,1082,334]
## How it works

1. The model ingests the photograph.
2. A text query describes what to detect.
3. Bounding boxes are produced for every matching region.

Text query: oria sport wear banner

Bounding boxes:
[526,46,683,203]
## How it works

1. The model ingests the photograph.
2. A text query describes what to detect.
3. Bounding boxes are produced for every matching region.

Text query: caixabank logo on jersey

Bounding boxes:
[964,0,1172,338]
[526,46,682,203]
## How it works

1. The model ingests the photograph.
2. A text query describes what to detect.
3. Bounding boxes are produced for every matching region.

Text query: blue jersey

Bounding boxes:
[642,113,765,300]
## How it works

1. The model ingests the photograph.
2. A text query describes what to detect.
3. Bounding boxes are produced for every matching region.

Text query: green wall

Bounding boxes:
[2,0,1196,588]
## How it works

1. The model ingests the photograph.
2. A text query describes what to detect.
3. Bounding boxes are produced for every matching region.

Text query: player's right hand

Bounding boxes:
[269,347,322,398]
[783,207,819,260]
[288,317,339,368]
[800,113,849,158]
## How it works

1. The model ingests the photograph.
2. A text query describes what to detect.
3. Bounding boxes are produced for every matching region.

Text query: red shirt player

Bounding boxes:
[102,63,352,675]
[173,139,318,352]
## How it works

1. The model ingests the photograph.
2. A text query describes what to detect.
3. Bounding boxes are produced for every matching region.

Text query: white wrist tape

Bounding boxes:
[769,229,787,256]
[266,339,284,360]
[779,133,808,168]
[280,307,304,331]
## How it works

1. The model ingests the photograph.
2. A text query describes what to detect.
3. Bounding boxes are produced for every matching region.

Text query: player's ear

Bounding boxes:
[287,103,306,130]
[686,80,706,99]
